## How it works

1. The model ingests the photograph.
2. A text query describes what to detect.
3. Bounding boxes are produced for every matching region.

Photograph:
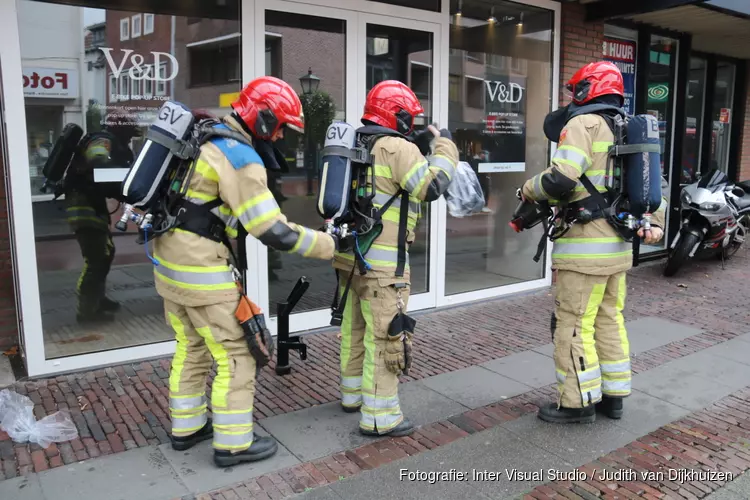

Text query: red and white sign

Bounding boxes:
[720,108,731,124]
[22,67,79,99]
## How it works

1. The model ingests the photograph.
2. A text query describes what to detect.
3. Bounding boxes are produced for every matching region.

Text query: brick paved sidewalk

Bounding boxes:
[1,247,749,481]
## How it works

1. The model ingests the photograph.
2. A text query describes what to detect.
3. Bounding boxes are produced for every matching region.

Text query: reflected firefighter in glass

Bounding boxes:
[157,77,348,467]
[64,113,139,324]
[334,81,459,437]
[520,62,666,423]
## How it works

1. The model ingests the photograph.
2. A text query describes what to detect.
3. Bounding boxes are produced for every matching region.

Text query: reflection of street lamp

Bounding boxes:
[299,67,320,95]
[299,68,321,195]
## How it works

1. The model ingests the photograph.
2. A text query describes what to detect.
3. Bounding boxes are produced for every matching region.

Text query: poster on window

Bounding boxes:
[477,74,527,173]
[602,37,636,115]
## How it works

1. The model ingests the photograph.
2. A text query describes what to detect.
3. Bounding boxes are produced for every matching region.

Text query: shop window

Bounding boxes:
[449,74,461,102]
[119,17,129,41]
[19,0,240,361]
[410,63,431,100]
[466,77,483,108]
[709,62,736,175]
[144,13,154,35]
[131,14,142,38]
[189,43,240,87]
[682,57,707,185]
[369,0,441,12]
[445,0,554,295]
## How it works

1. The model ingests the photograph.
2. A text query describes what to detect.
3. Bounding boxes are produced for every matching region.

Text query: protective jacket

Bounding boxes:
[65,132,132,232]
[153,116,336,307]
[522,113,667,276]
[332,135,459,281]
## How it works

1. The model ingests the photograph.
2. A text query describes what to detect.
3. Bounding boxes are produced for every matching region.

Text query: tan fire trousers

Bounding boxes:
[553,270,631,409]
[339,275,410,433]
[165,298,257,451]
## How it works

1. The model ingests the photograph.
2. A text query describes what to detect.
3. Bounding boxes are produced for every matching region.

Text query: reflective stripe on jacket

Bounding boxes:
[522,113,666,275]
[153,116,336,307]
[333,136,459,281]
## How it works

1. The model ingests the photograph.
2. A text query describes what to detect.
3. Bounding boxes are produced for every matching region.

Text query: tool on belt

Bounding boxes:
[235,288,274,377]
[384,285,416,376]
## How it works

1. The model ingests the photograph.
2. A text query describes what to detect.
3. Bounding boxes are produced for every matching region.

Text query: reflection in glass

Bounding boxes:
[642,34,677,253]
[23,0,240,358]
[709,62,735,174]
[445,0,553,295]
[365,24,434,294]
[681,57,707,185]
[265,11,346,315]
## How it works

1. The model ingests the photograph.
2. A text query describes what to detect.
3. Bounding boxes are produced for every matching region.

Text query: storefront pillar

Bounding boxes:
[737,64,750,182]
[0,119,19,352]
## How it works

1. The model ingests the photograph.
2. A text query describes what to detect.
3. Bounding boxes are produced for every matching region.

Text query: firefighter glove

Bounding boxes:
[385,312,417,375]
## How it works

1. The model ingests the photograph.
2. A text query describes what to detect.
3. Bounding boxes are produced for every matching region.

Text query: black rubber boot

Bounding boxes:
[341,403,361,414]
[360,418,414,437]
[214,437,278,467]
[99,297,121,313]
[76,310,115,324]
[595,396,624,419]
[171,420,213,451]
[537,403,595,424]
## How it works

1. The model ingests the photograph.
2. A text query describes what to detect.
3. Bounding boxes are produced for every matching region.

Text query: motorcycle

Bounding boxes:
[664,169,750,277]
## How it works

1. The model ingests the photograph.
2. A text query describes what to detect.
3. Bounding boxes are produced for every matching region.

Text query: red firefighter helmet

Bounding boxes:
[362,80,424,135]
[566,61,624,105]
[231,76,305,140]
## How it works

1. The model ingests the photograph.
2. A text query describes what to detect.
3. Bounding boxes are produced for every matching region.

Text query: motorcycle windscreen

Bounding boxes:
[698,168,729,192]
[317,121,355,222]
[625,114,662,218]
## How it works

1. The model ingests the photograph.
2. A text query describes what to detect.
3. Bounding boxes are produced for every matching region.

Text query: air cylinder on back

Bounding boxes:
[120,101,195,210]
[317,121,356,223]
[42,122,85,186]
[625,114,663,218]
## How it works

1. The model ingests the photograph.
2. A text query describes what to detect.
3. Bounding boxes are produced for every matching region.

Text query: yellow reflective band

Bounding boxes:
[555,158,586,175]
[185,189,216,202]
[154,272,237,291]
[558,145,592,165]
[592,141,613,153]
[153,254,232,273]
[403,160,429,194]
[361,297,376,402]
[616,274,630,355]
[373,164,392,178]
[553,251,632,260]
[555,237,624,244]
[194,159,219,182]
[236,191,281,231]
[196,325,230,407]
[581,283,605,369]
[168,312,188,394]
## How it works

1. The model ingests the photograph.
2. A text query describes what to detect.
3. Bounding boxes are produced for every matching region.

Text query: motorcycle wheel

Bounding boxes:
[664,232,701,277]
[722,218,747,260]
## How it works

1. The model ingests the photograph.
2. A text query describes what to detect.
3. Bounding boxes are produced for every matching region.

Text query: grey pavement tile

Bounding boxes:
[633,351,750,411]
[259,401,370,462]
[705,487,746,500]
[500,413,640,466]
[701,338,750,366]
[0,474,45,500]
[159,424,299,493]
[293,485,344,500]
[37,446,188,500]
[531,343,554,358]
[609,389,691,435]
[480,350,555,388]
[420,366,533,409]
[330,425,570,500]
[625,317,703,353]
[399,381,470,427]
[734,333,750,345]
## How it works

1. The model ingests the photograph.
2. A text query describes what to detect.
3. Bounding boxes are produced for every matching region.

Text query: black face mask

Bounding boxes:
[230,112,289,173]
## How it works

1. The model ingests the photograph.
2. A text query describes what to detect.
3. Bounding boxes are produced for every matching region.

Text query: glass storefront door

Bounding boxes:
[681,57,707,185]
[709,61,736,174]
[17,0,241,363]
[443,0,554,296]
[642,34,678,254]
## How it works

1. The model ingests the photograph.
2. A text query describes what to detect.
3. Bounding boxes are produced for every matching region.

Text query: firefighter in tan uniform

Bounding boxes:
[65,114,139,323]
[156,77,346,467]
[333,81,459,437]
[521,62,666,423]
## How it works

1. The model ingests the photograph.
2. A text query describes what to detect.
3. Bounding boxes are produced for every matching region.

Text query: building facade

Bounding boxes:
[0,0,747,377]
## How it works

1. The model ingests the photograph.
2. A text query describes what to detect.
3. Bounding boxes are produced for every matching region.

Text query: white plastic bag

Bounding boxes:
[0,389,78,448]
[445,161,486,217]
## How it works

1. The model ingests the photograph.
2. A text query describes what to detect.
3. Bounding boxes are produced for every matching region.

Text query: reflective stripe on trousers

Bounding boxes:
[340,376,362,408]
[153,254,236,292]
[552,237,632,260]
[601,359,631,395]
[213,409,254,451]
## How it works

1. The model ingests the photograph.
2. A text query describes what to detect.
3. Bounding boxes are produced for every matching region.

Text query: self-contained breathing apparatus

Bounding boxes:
[317,121,429,326]
[512,106,663,266]
[115,100,275,370]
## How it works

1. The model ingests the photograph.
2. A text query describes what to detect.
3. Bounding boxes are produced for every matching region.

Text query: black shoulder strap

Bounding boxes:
[395,191,409,277]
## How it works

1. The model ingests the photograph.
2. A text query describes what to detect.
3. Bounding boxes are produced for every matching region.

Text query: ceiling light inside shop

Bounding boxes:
[488,7,496,23]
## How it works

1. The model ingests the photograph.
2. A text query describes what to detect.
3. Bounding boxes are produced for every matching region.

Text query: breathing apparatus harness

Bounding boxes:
[324,124,424,326]
[518,102,661,265]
